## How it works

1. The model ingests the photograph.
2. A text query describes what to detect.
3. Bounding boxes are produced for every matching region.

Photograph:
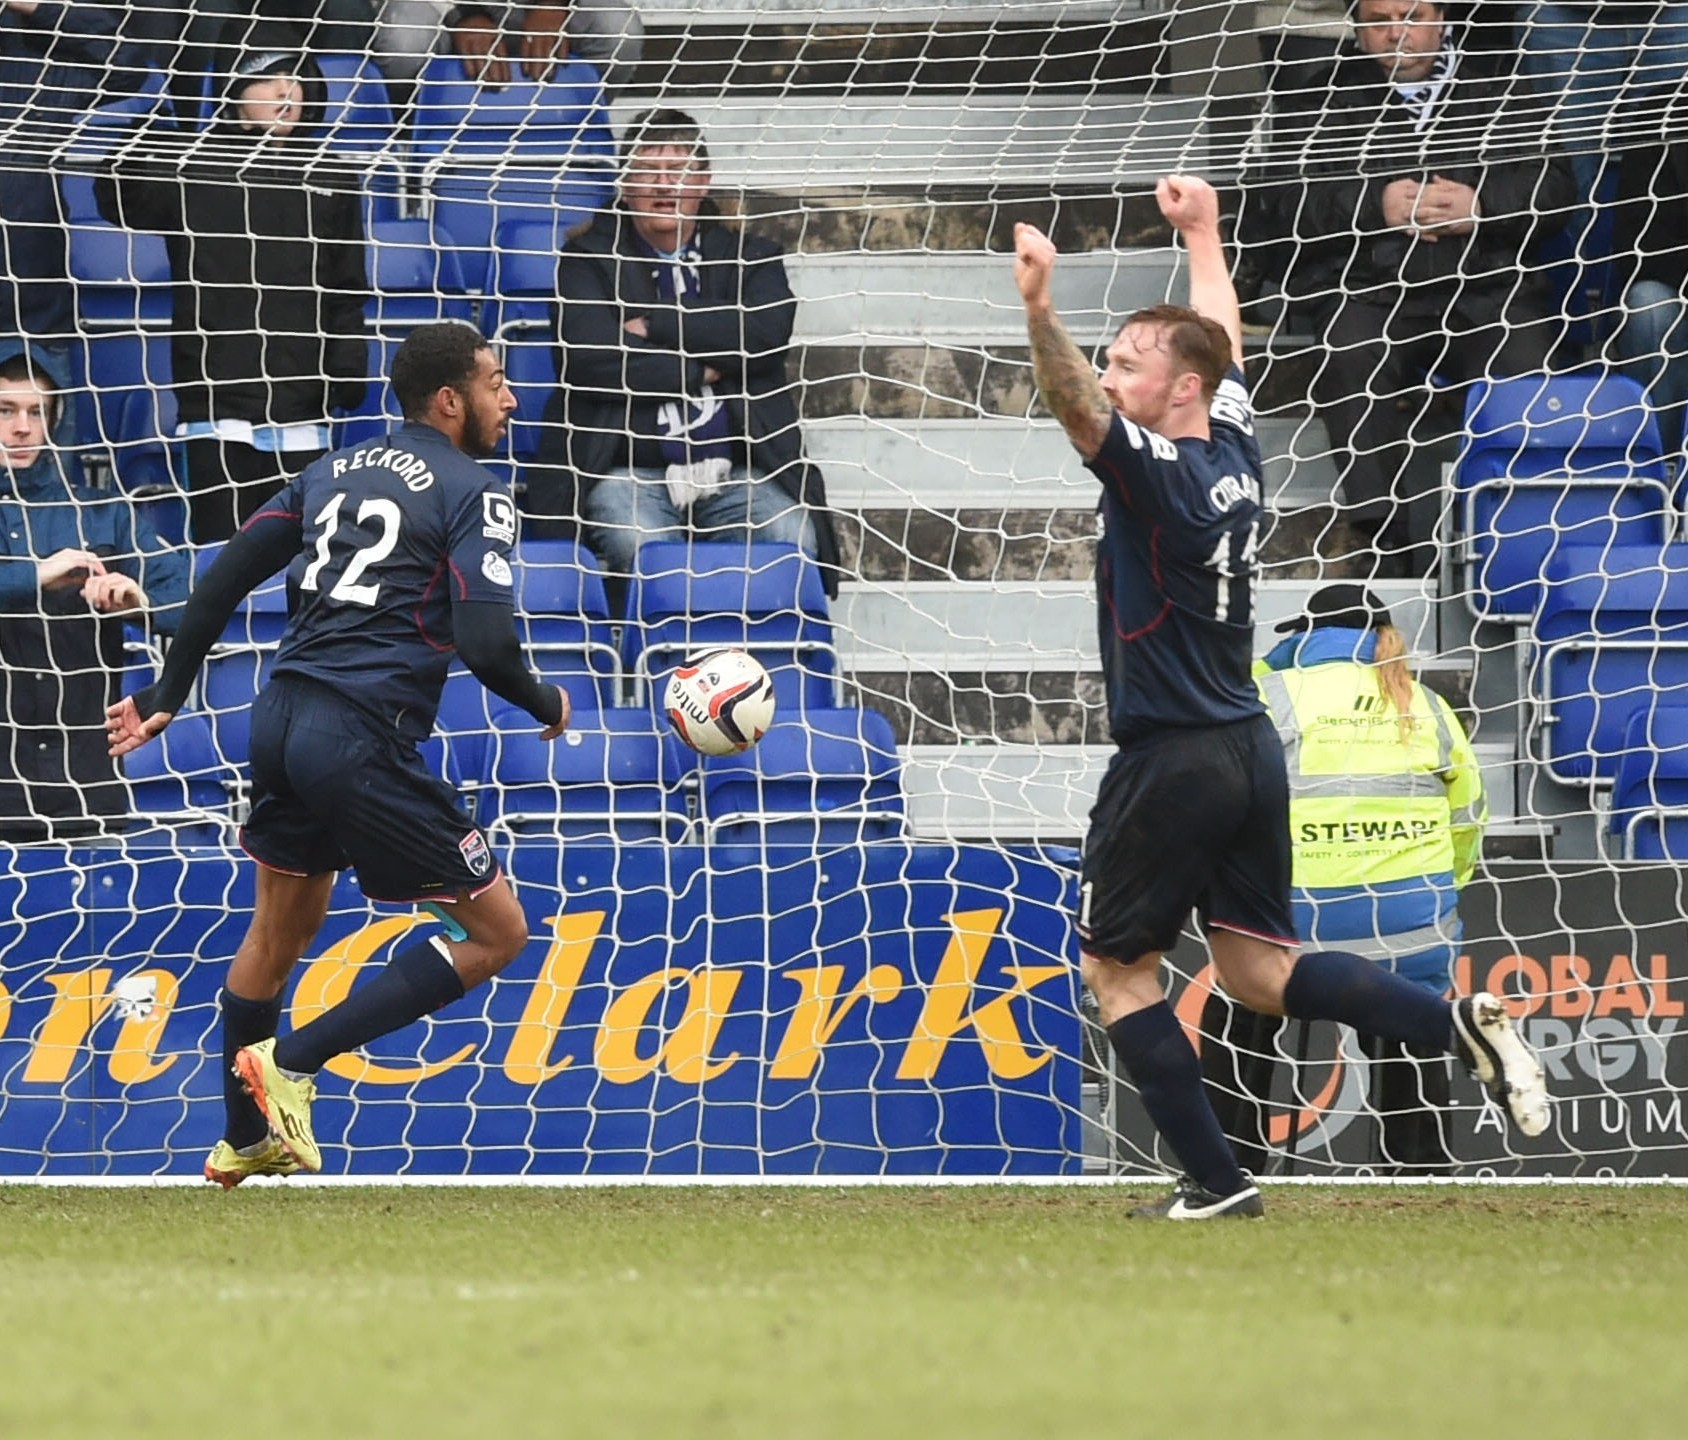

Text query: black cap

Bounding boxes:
[227,50,300,101]
[1273,582,1394,635]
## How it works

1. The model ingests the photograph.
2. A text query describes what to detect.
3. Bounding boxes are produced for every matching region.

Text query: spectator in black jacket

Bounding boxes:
[527,108,838,591]
[95,24,368,543]
[1609,140,1688,456]
[0,341,188,841]
[1241,0,1573,571]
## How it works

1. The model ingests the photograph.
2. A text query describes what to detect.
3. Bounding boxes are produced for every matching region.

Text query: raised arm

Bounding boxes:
[1157,174,1242,370]
[1013,222,1112,462]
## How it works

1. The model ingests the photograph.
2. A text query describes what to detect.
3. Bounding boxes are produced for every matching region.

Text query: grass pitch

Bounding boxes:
[0,1184,1682,1440]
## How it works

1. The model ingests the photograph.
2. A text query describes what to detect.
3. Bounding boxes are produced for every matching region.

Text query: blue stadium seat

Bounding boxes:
[483,218,563,340]
[1457,374,1673,621]
[624,541,840,712]
[498,321,559,463]
[111,388,188,545]
[697,706,905,845]
[428,165,613,293]
[62,171,173,330]
[1533,544,1688,785]
[478,705,693,841]
[515,539,620,704]
[412,53,614,161]
[340,221,476,445]
[121,711,241,842]
[196,549,289,765]
[1609,703,1688,860]
[316,52,398,156]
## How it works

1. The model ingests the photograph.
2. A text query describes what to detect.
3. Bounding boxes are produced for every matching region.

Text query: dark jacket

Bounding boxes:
[0,342,190,839]
[1612,142,1688,294]
[526,210,840,592]
[93,27,368,427]
[0,1,122,340]
[1241,47,1575,308]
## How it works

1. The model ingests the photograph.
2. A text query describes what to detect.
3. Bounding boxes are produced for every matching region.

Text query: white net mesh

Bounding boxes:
[1,0,1686,1177]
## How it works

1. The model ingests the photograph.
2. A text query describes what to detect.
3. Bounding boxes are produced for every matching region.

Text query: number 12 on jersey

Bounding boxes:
[1204,520,1259,624]
[300,491,404,606]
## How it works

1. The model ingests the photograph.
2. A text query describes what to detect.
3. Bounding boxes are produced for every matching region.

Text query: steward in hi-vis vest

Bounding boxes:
[1201,583,1488,1174]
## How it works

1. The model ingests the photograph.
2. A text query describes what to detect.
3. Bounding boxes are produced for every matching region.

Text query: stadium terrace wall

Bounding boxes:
[0,840,1083,1176]
[3,843,1686,1178]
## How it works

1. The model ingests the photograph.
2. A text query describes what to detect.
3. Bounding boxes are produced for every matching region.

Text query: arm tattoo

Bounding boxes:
[1026,307,1112,459]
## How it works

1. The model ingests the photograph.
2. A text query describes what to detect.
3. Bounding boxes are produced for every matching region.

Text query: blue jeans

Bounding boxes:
[1611,278,1688,456]
[1522,4,1688,200]
[580,465,819,576]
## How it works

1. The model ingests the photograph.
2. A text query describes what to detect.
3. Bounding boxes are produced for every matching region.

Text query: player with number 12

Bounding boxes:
[106,323,571,1187]
[1014,175,1549,1218]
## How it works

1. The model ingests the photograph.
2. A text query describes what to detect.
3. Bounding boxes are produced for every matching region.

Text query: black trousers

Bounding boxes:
[183,438,323,544]
[1301,283,1558,544]
[1200,988,1454,1174]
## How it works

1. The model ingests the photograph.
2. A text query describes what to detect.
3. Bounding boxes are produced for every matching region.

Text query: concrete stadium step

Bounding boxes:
[788,250,1181,345]
[797,335,1313,420]
[627,4,1164,102]
[608,92,1205,191]
[834,578,1439,672]
[807,414,1341,511]
[901,739,1526,845]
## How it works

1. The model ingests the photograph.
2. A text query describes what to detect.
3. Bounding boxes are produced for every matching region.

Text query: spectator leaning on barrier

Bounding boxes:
[1239,0,1574,576]
[1199,583,1488,1173]
[95,23,369,544]
[1608,139,1688,458]
[0,342,188,842]
[527,107,839,593]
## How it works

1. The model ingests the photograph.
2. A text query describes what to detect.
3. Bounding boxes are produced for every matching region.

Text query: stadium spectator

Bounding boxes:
[374,3,508,87]
[0,0,122,367]
[1200,584,1486,1174]
[1519,3,1688,204]
[526,107,839,594]
[95,23,368,544]
[1240,0,1573,575]
[0,342,188,842]
[375,2,643,91]
[1608,140,1688,456]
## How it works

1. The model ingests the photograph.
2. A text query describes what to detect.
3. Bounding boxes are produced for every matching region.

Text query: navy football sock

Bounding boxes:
[1283,950,1453,1053]
[1106,1002,1251,1198]
[221,988,282,1149]
[273,939,466,1076]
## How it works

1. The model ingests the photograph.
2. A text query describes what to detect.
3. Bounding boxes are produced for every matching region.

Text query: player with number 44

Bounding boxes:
[105,323,572,1189]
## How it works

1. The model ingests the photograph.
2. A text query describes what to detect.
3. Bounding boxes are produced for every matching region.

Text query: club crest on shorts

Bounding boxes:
[458,829,492,877]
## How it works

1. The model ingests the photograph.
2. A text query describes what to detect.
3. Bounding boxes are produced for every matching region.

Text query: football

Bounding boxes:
[663,648,777,756]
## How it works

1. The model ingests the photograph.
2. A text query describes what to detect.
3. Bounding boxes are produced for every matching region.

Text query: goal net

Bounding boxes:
[1,0,1685,1178]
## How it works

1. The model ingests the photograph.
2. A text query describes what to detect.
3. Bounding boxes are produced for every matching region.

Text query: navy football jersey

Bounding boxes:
[1084,365,1267,741]
[247,422,520,739]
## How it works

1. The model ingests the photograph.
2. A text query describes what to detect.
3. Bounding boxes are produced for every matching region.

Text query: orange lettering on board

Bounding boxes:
[1597,954,1650,1018]
[1649,955,1686,1017]
[1452,953,1473,998]
[1549,955,1593,1019]
[1483,955,1547,1017]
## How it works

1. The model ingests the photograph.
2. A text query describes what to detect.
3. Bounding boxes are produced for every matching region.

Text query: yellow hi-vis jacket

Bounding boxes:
[1255,635,1487,976]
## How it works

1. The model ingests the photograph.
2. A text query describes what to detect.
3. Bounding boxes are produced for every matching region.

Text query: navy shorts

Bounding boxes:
[241,676,499,903]
[1078,712,1297,962]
